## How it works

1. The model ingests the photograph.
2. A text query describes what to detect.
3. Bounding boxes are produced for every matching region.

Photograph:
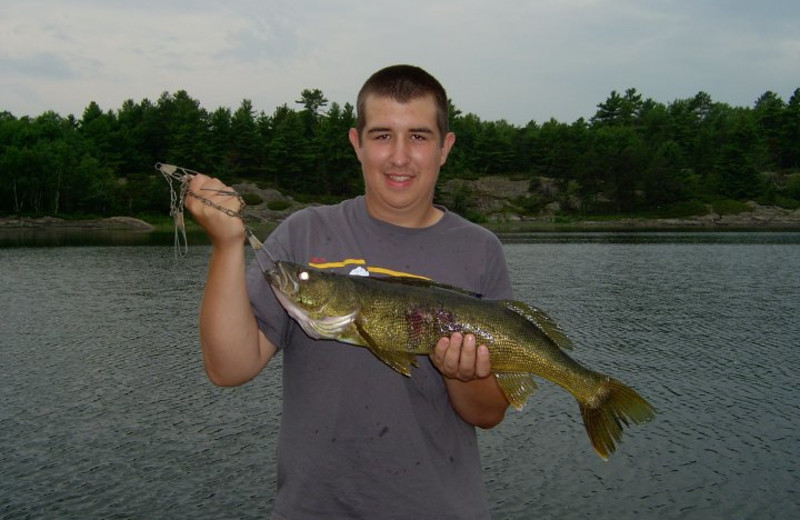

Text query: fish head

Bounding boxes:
[266,261,360,340]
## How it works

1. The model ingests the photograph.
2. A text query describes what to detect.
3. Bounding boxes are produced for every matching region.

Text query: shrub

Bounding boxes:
[650,200,708,218]
[711,199,751,216]
[267,200,292,211]
[785,174,800,200]
[773,195,800,210]
[241,193,264,206]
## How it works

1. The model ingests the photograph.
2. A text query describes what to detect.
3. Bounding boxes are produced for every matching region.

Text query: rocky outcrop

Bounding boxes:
[438,176,800,229]
[232,181,309,222]
[0,216,155,231]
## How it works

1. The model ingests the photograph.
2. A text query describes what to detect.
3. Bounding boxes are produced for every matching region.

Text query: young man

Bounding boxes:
[186,64,513,519]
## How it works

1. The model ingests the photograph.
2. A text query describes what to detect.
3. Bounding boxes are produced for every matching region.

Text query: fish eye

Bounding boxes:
[298,270,310,281]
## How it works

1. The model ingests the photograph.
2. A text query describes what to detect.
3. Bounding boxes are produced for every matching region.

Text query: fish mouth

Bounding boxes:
[267,261,299,297]
[266,262,313,331]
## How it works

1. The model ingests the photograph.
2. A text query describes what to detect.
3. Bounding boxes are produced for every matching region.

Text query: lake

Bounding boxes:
[1,232,798,519]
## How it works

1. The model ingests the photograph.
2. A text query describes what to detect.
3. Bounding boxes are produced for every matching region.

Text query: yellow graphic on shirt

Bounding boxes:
[308,258,366,269]
[308,258,430,280]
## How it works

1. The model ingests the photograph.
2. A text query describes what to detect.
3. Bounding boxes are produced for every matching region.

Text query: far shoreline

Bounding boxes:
[0,216,157,232]
[3,209,800,235]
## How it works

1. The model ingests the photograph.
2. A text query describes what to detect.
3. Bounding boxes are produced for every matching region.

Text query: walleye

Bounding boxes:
[267,260,655,459]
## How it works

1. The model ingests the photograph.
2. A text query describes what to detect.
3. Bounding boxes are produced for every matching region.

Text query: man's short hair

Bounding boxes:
[355,64,449,145]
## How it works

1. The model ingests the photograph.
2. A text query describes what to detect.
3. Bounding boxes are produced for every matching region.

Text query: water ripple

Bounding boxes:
[1,236,799,519]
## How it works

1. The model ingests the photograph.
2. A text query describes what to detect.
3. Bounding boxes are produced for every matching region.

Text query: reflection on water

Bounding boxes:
[498,230,800,245]
[5,228,800,248]
[1,233,798,519]
[0,228,211,248]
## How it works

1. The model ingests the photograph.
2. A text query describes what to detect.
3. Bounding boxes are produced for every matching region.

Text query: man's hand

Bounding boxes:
[430,332,508,428]
[184,174,246,247]
[430,332,492,381]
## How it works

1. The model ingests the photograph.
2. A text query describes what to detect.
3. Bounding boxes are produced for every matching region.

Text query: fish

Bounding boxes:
[266,260,655,460]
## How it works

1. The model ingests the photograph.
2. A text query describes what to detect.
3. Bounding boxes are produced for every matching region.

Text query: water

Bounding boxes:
[482,232,800,519]
[1,233,798,519]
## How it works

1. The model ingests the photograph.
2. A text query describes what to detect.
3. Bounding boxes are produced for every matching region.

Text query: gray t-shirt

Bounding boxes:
[246,196,513,520]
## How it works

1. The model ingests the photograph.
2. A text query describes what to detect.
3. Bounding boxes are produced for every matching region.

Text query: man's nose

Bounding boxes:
[388,139,411,166]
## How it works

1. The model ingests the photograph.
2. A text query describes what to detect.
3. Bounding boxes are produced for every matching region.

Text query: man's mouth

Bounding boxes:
[387,173,412,183]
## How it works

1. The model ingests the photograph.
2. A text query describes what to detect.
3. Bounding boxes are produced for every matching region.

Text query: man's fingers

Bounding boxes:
[431,333,492,382]
[458,334,477,379]
[441,333,462,374]
[433,337,450,367]
[475,345,492,379]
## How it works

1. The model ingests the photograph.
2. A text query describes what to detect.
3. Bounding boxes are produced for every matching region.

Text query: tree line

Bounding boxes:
[1,86,799,219]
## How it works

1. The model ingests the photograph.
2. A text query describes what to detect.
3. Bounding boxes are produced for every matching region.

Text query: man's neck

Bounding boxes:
[365,198,444,229]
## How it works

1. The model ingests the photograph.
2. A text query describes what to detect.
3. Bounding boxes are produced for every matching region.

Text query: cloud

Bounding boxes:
[0,52,78,80]
[0,0,797,123]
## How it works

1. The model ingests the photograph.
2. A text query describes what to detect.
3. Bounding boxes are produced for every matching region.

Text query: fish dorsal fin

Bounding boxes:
[368,276,482,298]
[354,319,418,376]
[495,372,539,410]
[502,300,574,351]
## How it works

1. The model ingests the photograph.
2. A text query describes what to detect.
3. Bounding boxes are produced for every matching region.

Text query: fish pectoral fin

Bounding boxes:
[305,310,359,339]
[371,349,418,376]
[354,320,416,376]
[502,300,574,351]
[495,372,538,410]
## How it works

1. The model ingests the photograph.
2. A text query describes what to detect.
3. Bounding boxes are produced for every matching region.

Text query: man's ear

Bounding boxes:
[440,132,456,166]
[348,128,362,160]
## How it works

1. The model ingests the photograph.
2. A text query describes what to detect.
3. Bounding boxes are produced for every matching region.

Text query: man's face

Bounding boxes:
[349,94,455,227]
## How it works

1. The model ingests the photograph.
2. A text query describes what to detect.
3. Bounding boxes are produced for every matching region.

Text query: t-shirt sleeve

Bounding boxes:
[245,219,296,350]
[479,231,514,301]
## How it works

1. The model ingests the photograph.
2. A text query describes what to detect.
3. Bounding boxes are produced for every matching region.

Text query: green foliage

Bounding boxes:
[448,181,474,215]
[773,196,800,210]
[512,194,546,216]
[784,174,800,200]
[1,86,799,220]
[241,193,264,206]
[267,200,292,211]
[711,199,751,216]
[644,200,709,219]
[442,180,486,223]
[666,201,709,218]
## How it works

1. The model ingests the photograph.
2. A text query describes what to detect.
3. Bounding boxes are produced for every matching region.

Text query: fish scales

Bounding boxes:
[350,276,590,383]
[266,260,655,459]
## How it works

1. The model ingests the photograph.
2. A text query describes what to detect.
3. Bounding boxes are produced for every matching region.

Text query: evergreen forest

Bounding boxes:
[1,86,799,221]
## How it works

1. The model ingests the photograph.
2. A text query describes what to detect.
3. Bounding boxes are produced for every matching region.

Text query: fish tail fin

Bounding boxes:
[578,378,655,460]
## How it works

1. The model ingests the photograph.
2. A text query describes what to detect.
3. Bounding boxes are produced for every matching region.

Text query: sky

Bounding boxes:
[1,0,798,126]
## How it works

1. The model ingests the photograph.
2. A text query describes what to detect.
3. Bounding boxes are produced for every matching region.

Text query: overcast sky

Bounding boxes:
[2,0,798,125]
